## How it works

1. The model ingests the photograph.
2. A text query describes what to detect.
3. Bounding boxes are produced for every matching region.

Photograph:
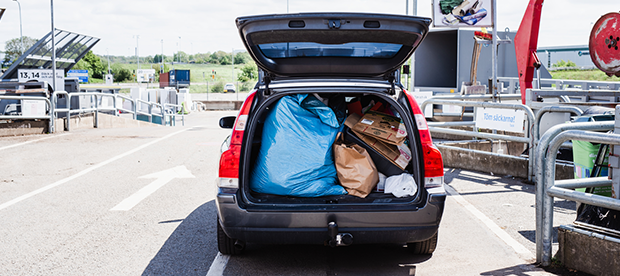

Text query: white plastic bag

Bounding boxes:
[384,173,417,198]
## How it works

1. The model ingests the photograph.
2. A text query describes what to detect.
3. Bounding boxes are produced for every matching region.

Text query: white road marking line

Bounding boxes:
[445,184,535,260]
[0,128,191,212]
[0,133,71,151]
[206,252,230,276]
[110,165,195,211]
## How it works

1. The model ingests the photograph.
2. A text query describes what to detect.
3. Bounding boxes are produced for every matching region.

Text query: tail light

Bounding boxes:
[404,91,445,189]
[218,90,256,188]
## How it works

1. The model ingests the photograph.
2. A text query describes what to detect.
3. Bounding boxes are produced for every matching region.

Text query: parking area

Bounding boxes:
[0,111,577,275]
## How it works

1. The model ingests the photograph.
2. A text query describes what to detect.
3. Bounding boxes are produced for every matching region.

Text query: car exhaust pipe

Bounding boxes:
[234,240,246,250]
[327,221,353,247]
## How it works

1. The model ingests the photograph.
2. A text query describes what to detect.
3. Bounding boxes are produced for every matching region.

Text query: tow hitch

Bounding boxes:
[327,221,353,247]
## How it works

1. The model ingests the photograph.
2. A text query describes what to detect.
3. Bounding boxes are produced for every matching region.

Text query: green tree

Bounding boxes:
[219,55,231,65]
[151,63,170,75]
[81,51,106,79]
[3,36,38,65]
[111,64,132,82]
[238,62,258,82]
[234,51,250,64]
[173,51,188,63]
[153,54,166,63]
[209,51,229,64]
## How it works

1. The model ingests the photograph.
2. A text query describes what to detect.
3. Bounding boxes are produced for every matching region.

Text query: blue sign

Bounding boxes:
[67,69,89,83]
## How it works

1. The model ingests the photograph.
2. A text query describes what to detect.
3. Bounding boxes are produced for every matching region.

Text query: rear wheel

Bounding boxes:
[407,232,438,254]
[217,218,244,255]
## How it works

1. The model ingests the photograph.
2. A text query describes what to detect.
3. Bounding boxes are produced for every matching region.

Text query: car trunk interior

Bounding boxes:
[240,87,425,206]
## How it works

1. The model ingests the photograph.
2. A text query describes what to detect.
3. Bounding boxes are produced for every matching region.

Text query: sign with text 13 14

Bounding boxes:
[475,107,525,133]
[18,69,65,90]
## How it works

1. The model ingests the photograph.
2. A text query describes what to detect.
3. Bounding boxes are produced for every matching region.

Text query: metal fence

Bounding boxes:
[420,95,536,180]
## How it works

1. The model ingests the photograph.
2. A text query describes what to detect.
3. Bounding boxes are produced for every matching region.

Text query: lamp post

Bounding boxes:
[177,36,181,63]
[106,48,110,74]
[50,0,57,91]
[161,39,164,74]
[13,0,23,55]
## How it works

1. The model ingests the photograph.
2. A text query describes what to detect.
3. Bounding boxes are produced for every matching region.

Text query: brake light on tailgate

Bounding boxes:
[404,91,445,189]
[218,90,256,188]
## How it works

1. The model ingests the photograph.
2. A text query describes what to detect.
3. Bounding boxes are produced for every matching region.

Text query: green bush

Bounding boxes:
[240,82,254,92]
[553,59,577,68]
[111,64,133,82]
[211,81,224,93]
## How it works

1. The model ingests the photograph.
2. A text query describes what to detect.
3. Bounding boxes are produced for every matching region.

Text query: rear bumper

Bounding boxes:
[216,190,446,244]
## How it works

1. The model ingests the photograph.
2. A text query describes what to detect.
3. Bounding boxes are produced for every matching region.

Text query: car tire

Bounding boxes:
[217,218,244,255]
[407,232,438,255]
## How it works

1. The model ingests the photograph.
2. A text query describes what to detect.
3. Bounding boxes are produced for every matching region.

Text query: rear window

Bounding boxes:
[258,42,402,59]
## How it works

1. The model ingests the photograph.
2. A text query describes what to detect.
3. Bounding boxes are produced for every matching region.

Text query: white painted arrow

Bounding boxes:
[110,165,195,211]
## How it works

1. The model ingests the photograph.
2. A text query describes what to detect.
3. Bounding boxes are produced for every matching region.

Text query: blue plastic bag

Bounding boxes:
[250,94,347,197]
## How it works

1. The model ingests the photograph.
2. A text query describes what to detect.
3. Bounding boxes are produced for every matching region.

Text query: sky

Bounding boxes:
[0,0,618,57]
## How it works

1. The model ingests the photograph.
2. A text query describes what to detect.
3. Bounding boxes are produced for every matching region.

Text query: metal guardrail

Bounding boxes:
[136,99,164,125]
[498,77,620,93]
[163,103,185,126]
[116,94,137,120]
[3,89,188,133]
[50,91,181,131]
[420,97,536,180]
[537,129,620,266]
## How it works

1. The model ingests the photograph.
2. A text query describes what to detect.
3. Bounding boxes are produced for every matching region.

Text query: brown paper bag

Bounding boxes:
[333,133,379,198]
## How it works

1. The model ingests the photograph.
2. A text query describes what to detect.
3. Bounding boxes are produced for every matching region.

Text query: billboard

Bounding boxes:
[137,69,156,83]
[432,0,493,28]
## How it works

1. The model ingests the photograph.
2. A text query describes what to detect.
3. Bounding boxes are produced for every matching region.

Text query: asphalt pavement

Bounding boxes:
[0,110,577,275]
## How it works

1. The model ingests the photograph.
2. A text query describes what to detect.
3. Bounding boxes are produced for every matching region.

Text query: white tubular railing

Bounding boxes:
[539,130,620,266]
[163,103,185,126]
[116,94,136,120]
[420,97,536,181]
[7,90,182,133]
[136,99,165,125]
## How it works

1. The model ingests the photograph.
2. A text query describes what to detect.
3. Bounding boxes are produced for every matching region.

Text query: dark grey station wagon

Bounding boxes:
[216,12,446,255]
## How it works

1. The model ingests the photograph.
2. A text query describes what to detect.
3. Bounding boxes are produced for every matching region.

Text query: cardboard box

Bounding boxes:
[345,114,412,170]
[351,111,407,146]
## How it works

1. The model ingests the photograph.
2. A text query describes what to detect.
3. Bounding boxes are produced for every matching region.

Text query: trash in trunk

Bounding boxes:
[250,94,347,197]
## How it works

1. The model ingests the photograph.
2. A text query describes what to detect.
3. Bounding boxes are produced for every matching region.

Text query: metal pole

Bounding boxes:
[136,35,140,70]
[106,49,110,74]
[161,39,164,74]
[13,0,23,55]
[50,0,57,91]
[491,0,497,102]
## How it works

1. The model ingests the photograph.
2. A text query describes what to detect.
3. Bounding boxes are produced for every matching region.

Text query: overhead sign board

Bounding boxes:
[18,69,65,91]
[67,69,89,83]
[432,0,493,28]
[475,107,525,133]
